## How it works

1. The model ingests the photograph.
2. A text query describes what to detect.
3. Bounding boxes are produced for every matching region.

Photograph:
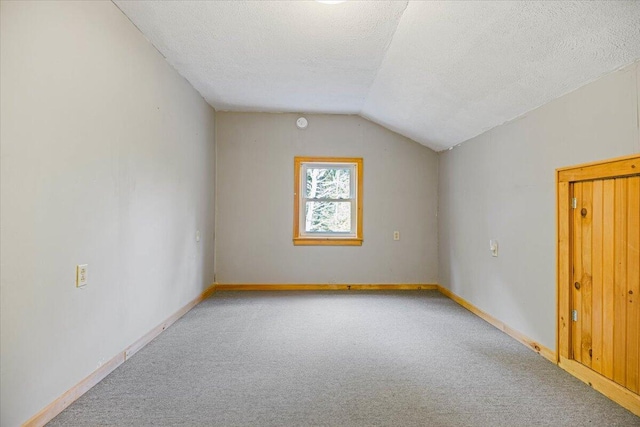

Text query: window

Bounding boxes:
[293,157,363,246]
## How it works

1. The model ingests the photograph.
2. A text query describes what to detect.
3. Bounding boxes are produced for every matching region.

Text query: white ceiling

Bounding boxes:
[115,1,640,151]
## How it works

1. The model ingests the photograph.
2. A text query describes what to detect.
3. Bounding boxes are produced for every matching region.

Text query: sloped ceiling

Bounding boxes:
[114,1,640,151]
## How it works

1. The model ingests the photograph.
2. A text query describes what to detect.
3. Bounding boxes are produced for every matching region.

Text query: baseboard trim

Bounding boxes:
[437,286,556,363]
[22,352,126,427]
[22,283,217,427]
[123,284,216,360]
[215,283,438,291]
[559,357,640,417]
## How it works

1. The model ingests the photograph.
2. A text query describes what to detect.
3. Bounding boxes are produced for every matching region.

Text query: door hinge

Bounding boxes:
[571,198,577,209]
[571,310,578,322]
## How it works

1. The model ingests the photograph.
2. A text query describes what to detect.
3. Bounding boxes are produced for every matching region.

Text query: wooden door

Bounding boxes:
[571,175,640,394]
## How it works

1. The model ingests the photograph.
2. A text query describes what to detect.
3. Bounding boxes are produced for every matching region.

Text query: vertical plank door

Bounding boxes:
[571,175,640,393]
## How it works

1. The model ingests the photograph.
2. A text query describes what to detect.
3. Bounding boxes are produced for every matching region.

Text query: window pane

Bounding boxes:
[306,168,351,199]
[304,201,351,233]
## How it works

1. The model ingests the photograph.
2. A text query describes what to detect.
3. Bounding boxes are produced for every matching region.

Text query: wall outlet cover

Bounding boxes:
[76,264,88,287]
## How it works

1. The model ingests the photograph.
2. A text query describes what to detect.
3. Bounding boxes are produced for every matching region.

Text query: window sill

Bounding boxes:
[293,237,363,246]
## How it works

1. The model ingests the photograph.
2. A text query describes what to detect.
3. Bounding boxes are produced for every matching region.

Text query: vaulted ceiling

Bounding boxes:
[114,1,640,151]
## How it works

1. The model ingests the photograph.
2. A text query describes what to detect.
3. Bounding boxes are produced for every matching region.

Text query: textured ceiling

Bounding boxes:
[361,1,640,150]
[114,1,407,114]
[115,1,640,151]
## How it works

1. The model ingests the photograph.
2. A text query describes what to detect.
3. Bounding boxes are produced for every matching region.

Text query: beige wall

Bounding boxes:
[215,113,438,284]
[0,2,216,425]
[438,62,640,351]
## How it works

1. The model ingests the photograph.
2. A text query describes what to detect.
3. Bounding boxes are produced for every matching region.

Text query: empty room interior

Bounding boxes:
[2,1,640,426]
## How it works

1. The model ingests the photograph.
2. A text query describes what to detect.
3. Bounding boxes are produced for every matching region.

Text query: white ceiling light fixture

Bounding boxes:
[315,0,347,4]
[296,117,308,129]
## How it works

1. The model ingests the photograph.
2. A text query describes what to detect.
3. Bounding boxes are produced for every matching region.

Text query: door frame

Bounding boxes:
[556,153,640,416]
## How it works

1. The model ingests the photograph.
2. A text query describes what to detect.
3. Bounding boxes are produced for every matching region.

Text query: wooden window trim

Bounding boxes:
[293,156,363,246]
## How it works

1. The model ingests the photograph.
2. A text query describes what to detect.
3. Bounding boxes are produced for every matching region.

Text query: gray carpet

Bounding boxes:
[49,291,640,426]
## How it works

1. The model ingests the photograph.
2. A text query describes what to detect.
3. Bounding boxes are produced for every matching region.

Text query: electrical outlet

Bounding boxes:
[196,229,201,242]
[76,264,88,287]
[393,231,400,241]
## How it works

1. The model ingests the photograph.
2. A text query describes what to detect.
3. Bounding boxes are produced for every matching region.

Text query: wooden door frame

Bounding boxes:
[556,153,640,416]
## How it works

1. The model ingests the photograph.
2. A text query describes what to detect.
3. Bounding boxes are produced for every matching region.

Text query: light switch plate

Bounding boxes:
[489,240,498,257]
[76,264,88,287]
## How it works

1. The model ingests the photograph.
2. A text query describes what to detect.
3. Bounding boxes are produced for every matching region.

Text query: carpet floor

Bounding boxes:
[49,291,640,426]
